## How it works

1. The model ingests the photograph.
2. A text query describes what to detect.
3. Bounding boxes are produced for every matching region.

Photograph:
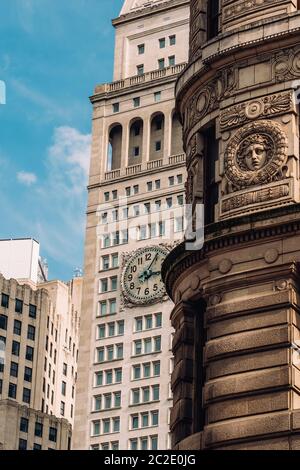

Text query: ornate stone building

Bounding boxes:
[162,0,300,450]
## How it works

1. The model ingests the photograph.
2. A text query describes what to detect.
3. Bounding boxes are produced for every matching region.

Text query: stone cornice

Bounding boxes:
[162,203,300,299]
[175,12,300,111]
[112,0,189,26]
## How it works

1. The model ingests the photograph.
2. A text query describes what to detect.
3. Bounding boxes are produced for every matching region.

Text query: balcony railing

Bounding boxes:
[94,63,187,95]
[104,153,185,182]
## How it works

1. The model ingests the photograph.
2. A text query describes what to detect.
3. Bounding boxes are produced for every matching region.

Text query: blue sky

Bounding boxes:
[0,0,123,280]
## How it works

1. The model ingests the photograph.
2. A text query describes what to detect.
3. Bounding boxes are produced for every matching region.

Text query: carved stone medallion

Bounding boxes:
[224,120,288,191]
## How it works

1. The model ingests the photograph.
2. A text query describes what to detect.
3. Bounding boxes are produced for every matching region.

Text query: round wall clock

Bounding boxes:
[121,246,169,305]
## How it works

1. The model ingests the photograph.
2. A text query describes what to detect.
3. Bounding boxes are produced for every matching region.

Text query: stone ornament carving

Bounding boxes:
[220,92,292,132]
[221,182,290,214]
[224,120,288,192]
[274,280,288,291]
[274,47,300,82]
[264,248,279,264]
[223,0,284,24]
[209,294,222,307]
[218,259,233,274]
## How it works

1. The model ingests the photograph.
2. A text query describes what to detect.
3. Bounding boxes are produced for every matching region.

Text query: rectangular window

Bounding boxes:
[103,419,110,434]
[133,97,140,108]
[20,417,29,433]
[132,389,140,404]
[143,387,150,403]
[133,365,141,380]
[114,392,121,408]
[98,325,105,339]
[23,387,31,404]
[132,415,139,430]
[113,417,120,433]
[101,279,108,293]
[144,338,152,354]
[155,180,161,189]
[62,381,66,396]
[112,103,119,113]
[118,320,124,335]
[15,299,23,314]
[94,396,101,411]
[104,192,109,202]
[137,64,144,76]
[134,340,142,356]
[102,256,109,270]
[1,294,9,308]
[155,200,161,212]
[133,146,140,157]
[168,55,175,66]
[154,91,161,102]
[159,38,165,48]
[145,315,153,330]
[49,427,57,442]
[10,361,18,377]
[93,421,100,436]
[35,422,43,438]
[169,176,175,186]
[29,304,37,319]
[24,366,32,383]
[12,341,20,356]
[27,325,35,341]
[152,410,159,426]
[109,299,117,314]
[131,439,138,450]
[0,315,7,331]
[110,277,117,293]
[106,370,113,384]
[95,371,103,386]
[33,443,42,450]
[155,141,161,152]
[144,363,151,378]
[175,216,184,233]
[152,385,160,401]
[155,313,162,328]
[151,435,158,450]
[138,43,145,54]
[116,344,123,359]
[133,205,140,217]
[144,202,150,214]
[99,301,107,316]
[112,442,119,450]
[177,174,183,184]
[169,35,176,45]
[142,413,149,428]
[112,190,118,200]
[104,394,112,409]
[19,439,27,450]
[9,382,17,399]
[177,195,184,206]
[154,336,161,352]
[14,319,22,336]
[147,182,153,191]
[166,197,173,209]
[153,361,160,376]
[97,348,104,363]
[126,187,131,197]
[122,230,128,244]
[107,345,114,361]
[60,401,65,416]
[158,58,165,70]
[115,368,122,383]
[159,221,165,237]
[103,235,110,248]
[133,185,139,194]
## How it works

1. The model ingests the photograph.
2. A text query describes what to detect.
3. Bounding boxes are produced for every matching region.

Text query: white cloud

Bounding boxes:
[17,171,37,186]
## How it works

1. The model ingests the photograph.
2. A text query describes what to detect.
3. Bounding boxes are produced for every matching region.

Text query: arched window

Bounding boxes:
[128,118,144,166]
[108,124,123,171]
[150,113,165,161]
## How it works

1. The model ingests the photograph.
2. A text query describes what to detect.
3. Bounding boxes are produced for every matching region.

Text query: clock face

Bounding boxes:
[122,246,168,305]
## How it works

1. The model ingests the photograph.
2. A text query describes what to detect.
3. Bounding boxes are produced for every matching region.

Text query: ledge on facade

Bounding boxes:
[103,153,185,182]
[112,0,189,26]
[92,63,187,100]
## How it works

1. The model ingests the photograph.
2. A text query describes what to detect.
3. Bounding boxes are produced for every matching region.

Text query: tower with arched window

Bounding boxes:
[74,0,190,451]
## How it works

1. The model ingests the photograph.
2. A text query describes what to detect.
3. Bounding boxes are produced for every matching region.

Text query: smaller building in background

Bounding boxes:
[0,239,82,450]
[0,399,72,450]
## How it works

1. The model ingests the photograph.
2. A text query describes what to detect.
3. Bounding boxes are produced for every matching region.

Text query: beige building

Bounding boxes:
[73,0,189,451]
[162,0,300,451]
[0,270,82,449]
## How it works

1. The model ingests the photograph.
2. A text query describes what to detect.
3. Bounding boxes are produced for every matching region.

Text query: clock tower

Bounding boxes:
[73,0,190,450]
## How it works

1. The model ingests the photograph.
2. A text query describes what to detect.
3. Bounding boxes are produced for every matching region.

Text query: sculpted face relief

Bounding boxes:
[245,143,267,171]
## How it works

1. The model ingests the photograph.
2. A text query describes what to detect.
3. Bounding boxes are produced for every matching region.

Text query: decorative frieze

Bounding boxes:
[220,92,293,132]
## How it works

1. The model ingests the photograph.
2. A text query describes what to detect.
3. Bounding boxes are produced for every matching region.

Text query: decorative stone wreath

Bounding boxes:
[224,120,288,191]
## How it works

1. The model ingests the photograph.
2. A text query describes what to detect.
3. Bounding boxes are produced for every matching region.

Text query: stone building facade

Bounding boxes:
[73,0,190,451]
[0,274,82,449]
[162,0,300,450]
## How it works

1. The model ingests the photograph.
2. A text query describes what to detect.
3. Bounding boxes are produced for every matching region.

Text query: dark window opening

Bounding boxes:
[207,0,220,40]
[203,125,219,225]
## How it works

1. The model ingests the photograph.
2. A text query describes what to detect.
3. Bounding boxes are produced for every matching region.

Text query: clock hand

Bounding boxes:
[147,253,158,272]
